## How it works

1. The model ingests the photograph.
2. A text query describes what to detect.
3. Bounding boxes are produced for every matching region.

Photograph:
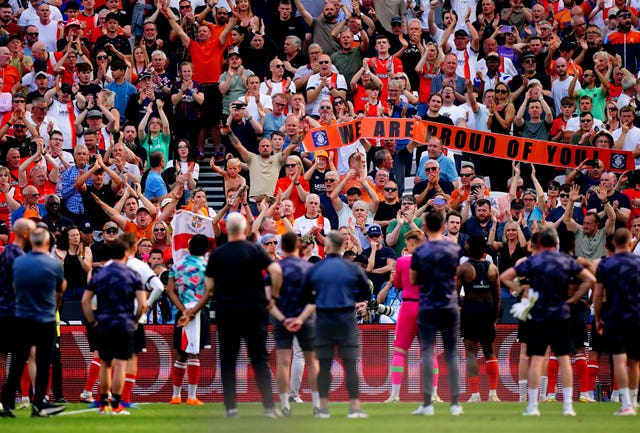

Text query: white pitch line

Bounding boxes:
[57,408,99,416]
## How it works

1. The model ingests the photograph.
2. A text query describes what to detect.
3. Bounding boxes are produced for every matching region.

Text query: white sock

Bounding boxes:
[311,391,319,408]
[630,389,638,407]
[540,376,548,398]
[391,384,401,397]
[280,392,290,409]
[433,385,438,396]
[528,388,539,408]
[620,387,631,407]
[519,380,528,399]
[488,389,497,397]
[563,386,573,403]
[172,385,181,398]
[188,384,197,400]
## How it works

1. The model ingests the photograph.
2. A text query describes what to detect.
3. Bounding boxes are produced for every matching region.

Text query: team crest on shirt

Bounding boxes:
[312,130,329,148]
[609,153,627,170]
[189,215,207,234]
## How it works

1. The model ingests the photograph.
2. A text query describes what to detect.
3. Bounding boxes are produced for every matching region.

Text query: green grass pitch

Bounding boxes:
[0,402,638,433]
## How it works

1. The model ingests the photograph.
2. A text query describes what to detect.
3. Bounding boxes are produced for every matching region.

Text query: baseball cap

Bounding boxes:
[227,46,241,58]
[454,29,469,38]
[485,51,500,61]
[23,209,41,221]
[592,129,614,146]
[510,199,524,209]
[608,7,620,18]
[87,110,102,118]
[136,207,151,215]
[35,71,48,79]
[261,233,276,244]
[65,19,81,29]
[367,224,382,237]
[461,161,475,170]
[103,221,119,231]
[315,150,329,159]
[138,70,153,81]
[559,40,576,51]
[160,197,173,208]
[80,221,94,233]
[391,16,403,25]
[521,51,536,61]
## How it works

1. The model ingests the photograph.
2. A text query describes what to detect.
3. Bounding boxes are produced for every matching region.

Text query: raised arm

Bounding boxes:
[294,0,314,27]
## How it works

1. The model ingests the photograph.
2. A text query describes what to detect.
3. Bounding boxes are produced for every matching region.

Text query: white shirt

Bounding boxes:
[552,76,581,114]
[238,94,272,122]
[18,5,63,27]
[475,57,518,78]
[293,214,331,255]
[35,20,60,52]
[306,72,347,116]
[565,116,603,133]
[612,126,640,166]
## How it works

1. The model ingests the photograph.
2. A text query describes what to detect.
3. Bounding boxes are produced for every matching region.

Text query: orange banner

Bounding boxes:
[302,118,634,172]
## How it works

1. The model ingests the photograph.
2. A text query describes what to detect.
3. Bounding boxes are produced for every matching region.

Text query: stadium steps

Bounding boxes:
[197,139,225,210]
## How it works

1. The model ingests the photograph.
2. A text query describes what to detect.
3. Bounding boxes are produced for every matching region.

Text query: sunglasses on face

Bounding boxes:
[96,55,108,60]
[460,173,473,177]
[548,185,560,190]
[559,193,570,198]
[383,187,397,192]
[285,163,297,168]
[263,241,277,246]
[523,59,535,64]
[325,178,336,183]
[334,100,344,105]
[318,60,330,65]
[320,106,332,110]
[425,166,438,172]
[273,64,284,68]
[495,89,508,94]
[27,32,39,37]
[580,118,593,123]
[154,227,165,232]
[105,228,118,234]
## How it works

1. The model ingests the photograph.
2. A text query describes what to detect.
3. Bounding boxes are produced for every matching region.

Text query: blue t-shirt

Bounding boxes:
[596,252,640,328]
[169,255,207,305]
[87,261,144,333]
[105,80,138,123]
[514,250,584,323]
[278,256,313,317]
[13,251,64,323]
[411,239,461,312]
[0,244,25,318]
[144,170,168,199]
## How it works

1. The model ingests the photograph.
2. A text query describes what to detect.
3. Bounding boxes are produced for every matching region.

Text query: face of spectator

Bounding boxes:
[215,8,229,24]
[322,3,337,21]
[442,55,457,75]
[0,47,10,67]
[31,99,48,121]
[250,33,265,49]
[318,55,331,73]
[446,215,461,234]
[475,203,491,222]
[22,186,39,205]
[600,172,616,191]
[579,115,594,133]
[555,58,568,77]
[305,197,320,216]
[454,33,468,50]
[228,54,242,69]
[30,167,47,186]
[284,116,299,136]
[618,10,632,31]
[620,109,635,125]
[482,0,495,15]
[483,38,498,54]
[258,140,272,158]
[197,25,211,42]
[37,4,50,23]
[152,54,165,72]
[106,18,119,33]
[528,101,542,119]
[460,166,474,187]
[347,194,361,208]
[339,31,353,49]
[136,210,152,228]
[278,3,292,19]
[582,214,598,235]
[426,139,442,158]
[324,173,338,192]
[383,181,398,200]
[374,170,389,188]
[272,95,287,116]
[428,94,442,112]
[375,38,390,55]
[49,133,64,149]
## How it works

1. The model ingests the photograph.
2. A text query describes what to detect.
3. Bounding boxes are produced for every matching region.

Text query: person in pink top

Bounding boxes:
[384,229,442,403]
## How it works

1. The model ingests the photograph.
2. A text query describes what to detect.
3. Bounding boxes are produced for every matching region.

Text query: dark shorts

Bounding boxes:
[201,83,222,126]
[604,325,640,360]
[0,316,15,354]
[526,319,572,357]
[84,320,99,352]
[315,309,359,360]
[569,302,589,353]
[589,317,608,353]
[97,329,134,362]
[274,318,315,351]
[460,302,496,344]
[172,309,211,352]
[517,320,532,344]
[133,324,146,354]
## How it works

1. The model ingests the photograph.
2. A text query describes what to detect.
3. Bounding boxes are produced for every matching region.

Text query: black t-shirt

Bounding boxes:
[421,113,454,125]
[1,135,34,160]
[308,168,327,195]
[82,183,119,230]
[206,240,273,307]
[374,201,401,234]
[77,82,103,98]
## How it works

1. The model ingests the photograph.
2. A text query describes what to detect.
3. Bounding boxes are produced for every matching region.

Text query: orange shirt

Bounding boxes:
[1,65,20,93]
[340,175,376,203]
[188,24,225,84]
[124,219,154,241]
[275,176,309,219]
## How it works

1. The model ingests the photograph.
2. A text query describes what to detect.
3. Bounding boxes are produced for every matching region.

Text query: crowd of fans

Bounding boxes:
[2,0,640,318]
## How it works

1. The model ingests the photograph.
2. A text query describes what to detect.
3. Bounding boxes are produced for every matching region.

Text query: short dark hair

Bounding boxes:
[189,234,209,256]
[423,211,444,232]
[150,151,164,168]
[281,231,298,254]
[466,236,487,260]
[538,227,559,248]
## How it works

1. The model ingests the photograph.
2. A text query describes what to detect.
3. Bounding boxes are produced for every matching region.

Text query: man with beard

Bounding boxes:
[605,8,640,75]
[294,0,341,55]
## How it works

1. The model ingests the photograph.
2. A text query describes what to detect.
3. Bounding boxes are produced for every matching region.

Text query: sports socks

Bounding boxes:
[574,355,588,393]
[172,361,187,398]
[187,359,200,400]
[486,358,499,391]
[83,358,101,396]
[122,373,136,403]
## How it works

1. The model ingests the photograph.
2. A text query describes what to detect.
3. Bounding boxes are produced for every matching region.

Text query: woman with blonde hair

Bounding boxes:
[275,155,309,219]
[152,220,173,263]
[97,89,120,131]
[415,41,442,116]
[339,226,362,255]
[131,45,149,84]
[0,165,20,232]
[230,0,260,33]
